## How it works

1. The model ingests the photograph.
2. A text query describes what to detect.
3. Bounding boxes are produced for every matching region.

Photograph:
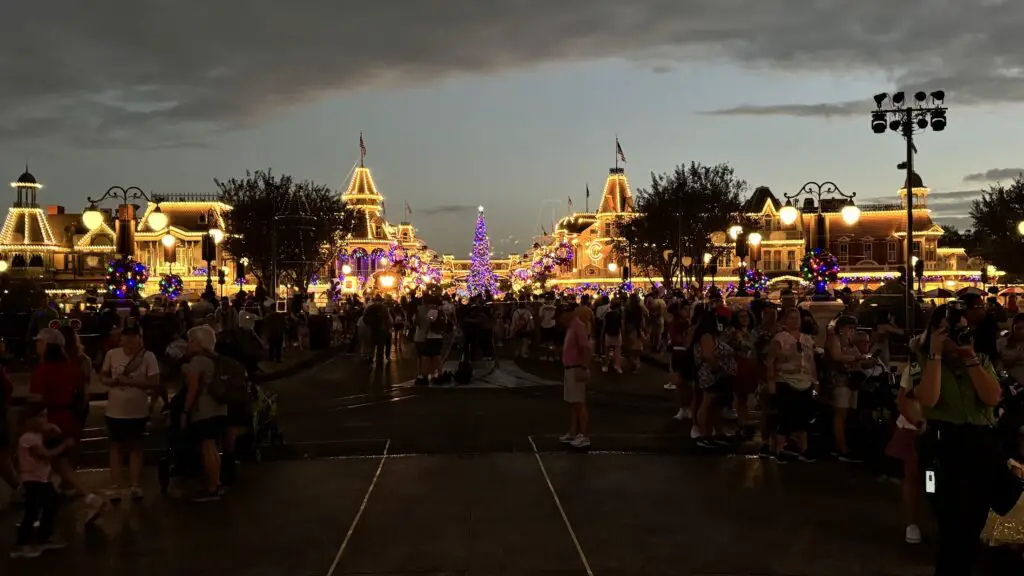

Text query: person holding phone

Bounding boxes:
[911,303,1004,576]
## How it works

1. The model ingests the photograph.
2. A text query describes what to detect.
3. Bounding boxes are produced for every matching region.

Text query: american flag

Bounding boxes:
[615,138,626,163]
[359,132,367,161]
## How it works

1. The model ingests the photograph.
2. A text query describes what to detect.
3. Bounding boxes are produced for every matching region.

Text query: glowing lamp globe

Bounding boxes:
[239,257,250,265]
[161,234,176,248]
[703,253,712,265]
[380,275,396,288]
[987,264,997,277]
[911,256,919,267]
[82,207,104,231]
[728,225,743,241]
[840,204,861,225]
[147,207,168,231]
[341,264,352,275]
[1018,220,1024,236]
[0,260,7,273]
[607,262,618,272]
[478,205,484,213]
[208,227,224,245]
[779,204,799,226]
[747,232,762,247]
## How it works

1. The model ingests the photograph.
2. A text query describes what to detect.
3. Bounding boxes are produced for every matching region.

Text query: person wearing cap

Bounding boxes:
[30,327,105,521]
[825,315,868,461]
[100,324,160,500]
[182,325,227,501]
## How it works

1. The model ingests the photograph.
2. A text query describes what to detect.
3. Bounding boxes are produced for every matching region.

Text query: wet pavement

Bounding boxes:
[4,346,1020,575]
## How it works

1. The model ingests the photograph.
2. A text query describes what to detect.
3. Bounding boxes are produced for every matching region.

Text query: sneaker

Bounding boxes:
[14,519,40,528]
[798,453,817,463]
[105,487,123,502]
[773,452,796,464]
[695,438,715,449]
[838,453,863,463]
[84,493,106,525]
[905,524,922,544]
[664,382,677,390]
[672,408,685,421]
[39,538,68,551]
[689,425,701,439]
[569,435,591,448]
[191,489,222,503]
[558,433,575,444]
[9,545,42,558]
[129,486,144,500]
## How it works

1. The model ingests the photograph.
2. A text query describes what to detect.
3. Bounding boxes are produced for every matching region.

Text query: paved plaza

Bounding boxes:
[2,349,1017,575]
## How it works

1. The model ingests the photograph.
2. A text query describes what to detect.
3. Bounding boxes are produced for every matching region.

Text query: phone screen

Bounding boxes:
[925,470,936,494]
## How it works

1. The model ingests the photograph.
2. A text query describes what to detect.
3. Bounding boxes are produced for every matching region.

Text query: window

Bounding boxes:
[198,213,208,225]
[912,241,922,257]
[786,250,796,271]
[925,243,936,262]
[863,242,873,262]
[887,242,897,263]
[839,243,849,264]
[763,215,774,231]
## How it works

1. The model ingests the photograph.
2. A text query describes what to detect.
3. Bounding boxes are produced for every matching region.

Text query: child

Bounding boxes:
[12,401,69,558]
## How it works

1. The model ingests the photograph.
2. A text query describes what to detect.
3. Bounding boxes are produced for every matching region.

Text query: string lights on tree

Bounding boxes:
[466,206,498,296]
[158,273,184,300]
[800,248,840,296]
[745,269,768,293]
[106,257,149,299]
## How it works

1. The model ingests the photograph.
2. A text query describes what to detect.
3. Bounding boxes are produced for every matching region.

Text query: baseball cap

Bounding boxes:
[34,327,66,347]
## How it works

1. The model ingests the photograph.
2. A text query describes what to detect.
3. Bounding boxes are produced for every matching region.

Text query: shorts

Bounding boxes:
[604,333,622,348]
[416,339,443,357]
[563,368,588,404]
[774,383,816,435]
[885,428,918,463]
[831,386,858,410]
[670,347,693,376]
[189,416,226,441]
[105,416,149,444]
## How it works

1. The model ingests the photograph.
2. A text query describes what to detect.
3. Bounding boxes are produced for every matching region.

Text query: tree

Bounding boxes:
[217,170,356,294]
[939,224,978,253]
[466,208,498,296]
[969,176,1024,278]
[617,162,750,288]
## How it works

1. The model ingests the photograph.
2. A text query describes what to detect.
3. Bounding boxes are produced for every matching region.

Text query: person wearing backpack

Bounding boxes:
[181,325,228,502]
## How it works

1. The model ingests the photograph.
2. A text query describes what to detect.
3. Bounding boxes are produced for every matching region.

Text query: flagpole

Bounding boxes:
[614,135,618,171]
[585,183,589,213]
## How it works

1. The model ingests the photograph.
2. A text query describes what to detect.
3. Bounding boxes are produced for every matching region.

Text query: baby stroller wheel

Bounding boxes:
[157,458,171,494]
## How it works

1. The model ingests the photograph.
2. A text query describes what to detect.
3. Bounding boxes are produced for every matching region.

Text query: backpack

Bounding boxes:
[205,353,249,406]
[605,310,622,336]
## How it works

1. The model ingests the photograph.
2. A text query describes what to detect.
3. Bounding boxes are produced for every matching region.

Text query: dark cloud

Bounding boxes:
[962,168,1024,183]
[4,1,1024,144]
[415,204,480,216]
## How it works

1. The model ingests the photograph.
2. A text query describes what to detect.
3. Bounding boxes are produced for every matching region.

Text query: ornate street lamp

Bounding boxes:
[83,186,164,257]
[782,181,858,252]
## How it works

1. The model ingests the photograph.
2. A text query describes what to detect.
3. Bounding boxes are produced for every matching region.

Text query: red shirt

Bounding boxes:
[30,360,86,439]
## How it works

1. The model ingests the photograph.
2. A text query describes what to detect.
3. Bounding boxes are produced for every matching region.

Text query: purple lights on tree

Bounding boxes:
[466,207,498,296]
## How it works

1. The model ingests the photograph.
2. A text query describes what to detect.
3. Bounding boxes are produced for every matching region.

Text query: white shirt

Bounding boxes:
[511,308,533,332]
[102,347,160,419]
[539,305,557,329]
[595,303,610,321]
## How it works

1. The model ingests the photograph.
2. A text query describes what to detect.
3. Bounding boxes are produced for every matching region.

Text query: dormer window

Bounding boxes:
[198,213,208,226]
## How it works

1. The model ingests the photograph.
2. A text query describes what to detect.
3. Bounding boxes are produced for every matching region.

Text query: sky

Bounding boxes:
[3,0,1024,256]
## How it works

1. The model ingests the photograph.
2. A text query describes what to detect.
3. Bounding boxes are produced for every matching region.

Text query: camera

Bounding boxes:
[945,300,973,346]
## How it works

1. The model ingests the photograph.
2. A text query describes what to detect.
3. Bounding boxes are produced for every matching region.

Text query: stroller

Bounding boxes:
[157,360,283,494]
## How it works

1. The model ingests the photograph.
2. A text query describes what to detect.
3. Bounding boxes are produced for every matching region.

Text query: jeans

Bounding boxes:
[17,481,58,545]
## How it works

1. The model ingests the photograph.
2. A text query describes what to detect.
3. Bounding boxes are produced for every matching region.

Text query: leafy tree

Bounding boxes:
[939,225,978,253]
[969,176,1024,278]
[617,162,750,288]
[217,170,356,294]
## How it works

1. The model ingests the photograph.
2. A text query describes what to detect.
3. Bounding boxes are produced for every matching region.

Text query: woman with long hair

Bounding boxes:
[729,308,757,436]
[30,328,104,521]
[765,307,819,463]
[693,310,736,448]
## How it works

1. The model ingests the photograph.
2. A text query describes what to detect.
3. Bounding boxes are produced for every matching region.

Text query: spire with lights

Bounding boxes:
[0,166,59,268]
[466,205,497,296]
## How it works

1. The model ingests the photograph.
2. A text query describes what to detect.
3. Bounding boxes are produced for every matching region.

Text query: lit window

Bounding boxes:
[863,242,873,261]
[887,242,897,263]
[839,243,849,264]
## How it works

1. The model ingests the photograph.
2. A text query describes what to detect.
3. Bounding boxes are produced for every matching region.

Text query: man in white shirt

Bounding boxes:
[100,325,160,500]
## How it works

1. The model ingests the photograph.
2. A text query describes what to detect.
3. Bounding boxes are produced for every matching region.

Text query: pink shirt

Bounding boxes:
[17,432,51,483]
[562,318,591,367]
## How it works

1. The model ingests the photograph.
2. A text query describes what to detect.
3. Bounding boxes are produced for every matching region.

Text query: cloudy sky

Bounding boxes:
[3,0,1024,255]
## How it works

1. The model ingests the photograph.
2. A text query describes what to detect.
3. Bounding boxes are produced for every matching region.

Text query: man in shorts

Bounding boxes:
[559,304,592,449]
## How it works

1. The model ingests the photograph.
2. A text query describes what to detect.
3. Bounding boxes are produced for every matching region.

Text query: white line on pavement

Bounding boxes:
[325,437,390,576]
[335,395,421,410]
[527,435,594,576]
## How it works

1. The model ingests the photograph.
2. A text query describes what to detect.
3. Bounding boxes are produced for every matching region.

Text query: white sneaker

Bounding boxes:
[905,524,922,544]
[690,425,701,439]
[673,408,685,421]
[570,435,591,448]
[39,538,68,551]
[84,493,106,525]
[9,545,42,558]
[558,433,575,443]
[664,382,677,390]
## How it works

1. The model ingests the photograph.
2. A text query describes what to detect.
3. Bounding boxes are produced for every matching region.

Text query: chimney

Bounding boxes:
[46,205,65,215]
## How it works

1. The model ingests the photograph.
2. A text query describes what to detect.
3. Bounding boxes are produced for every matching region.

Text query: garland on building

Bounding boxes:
[106,257,149,299]
[529,240,575,284]
[467,207,498,296]
[158,274,184,300]
[800,248,840,294]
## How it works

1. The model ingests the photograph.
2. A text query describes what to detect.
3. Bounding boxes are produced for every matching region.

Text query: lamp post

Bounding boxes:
[201,209,223,301]
[871,90,947,339]
[83,186,166,258]
[161,233,176,275]
[780,181,859,252]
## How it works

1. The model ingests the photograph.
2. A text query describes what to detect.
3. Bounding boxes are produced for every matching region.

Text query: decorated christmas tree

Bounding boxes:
[106,257,149,300]
[466,206,498,296]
